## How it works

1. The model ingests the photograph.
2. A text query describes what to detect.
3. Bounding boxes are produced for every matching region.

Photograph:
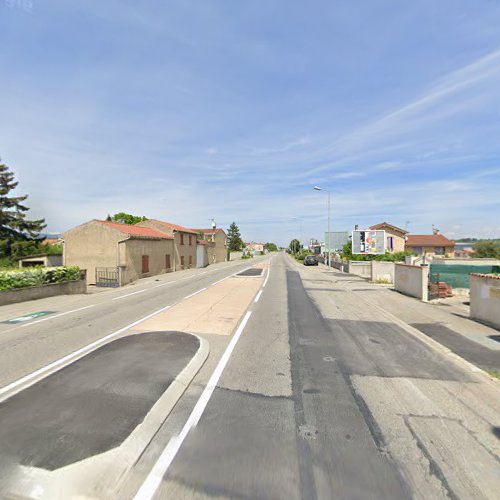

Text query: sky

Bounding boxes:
[1,0,500,246]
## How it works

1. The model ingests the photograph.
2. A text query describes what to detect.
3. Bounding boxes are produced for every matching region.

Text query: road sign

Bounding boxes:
[324,231,349,251]
[352,230,386,255]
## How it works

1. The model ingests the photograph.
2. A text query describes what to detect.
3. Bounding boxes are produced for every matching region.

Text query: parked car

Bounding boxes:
[303,255,318,266]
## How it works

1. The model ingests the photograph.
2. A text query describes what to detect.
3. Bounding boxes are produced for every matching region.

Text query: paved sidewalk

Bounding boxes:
[319,264,500,373]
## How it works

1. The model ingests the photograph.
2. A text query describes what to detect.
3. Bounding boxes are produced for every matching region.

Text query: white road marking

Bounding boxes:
[20,305,95,328]
[184,288,207,299]
[0,305,171,399]
[112,289,147,300]
[133,310,252,500]
[254,290,263,303]
[263,265,271,287]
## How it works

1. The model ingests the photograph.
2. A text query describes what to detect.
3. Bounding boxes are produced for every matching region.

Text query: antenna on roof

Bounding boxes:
[209,218,216,230]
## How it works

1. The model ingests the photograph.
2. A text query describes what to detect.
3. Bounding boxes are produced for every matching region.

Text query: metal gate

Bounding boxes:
[96,267,120,287]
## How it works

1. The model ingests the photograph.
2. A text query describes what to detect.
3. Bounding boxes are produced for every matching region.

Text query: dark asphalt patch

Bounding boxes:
[0,331,199,470]
[236,268,263,277]
[412,323,500,372]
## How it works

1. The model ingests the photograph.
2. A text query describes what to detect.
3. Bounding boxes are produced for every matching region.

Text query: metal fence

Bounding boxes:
[95,267,120,287]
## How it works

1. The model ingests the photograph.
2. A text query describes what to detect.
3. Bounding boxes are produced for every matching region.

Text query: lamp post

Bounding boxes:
[313,186,331,268]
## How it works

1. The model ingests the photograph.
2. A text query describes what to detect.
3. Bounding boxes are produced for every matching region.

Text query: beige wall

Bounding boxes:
[408,245,455,257]
[120,238,174,285]
[137,220,196,270]
[371,261,396,283]
[394,263,429,302]
[63,222,123,285]
[470,274,500,329]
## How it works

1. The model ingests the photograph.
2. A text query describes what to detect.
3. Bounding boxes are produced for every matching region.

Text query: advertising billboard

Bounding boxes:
[352,230,386,255]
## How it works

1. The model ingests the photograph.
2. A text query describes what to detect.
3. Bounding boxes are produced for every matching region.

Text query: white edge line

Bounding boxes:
[254,290,263,303]
[184,288,207,300]
[0,304,171,398]
[263,266,271,287]
[21,305,96,328]
[113,289,147,300]
[133,310,253,500]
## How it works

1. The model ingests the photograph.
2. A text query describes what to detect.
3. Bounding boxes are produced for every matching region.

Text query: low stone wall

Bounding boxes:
[229,252,243,261]
[470,273,500,329]
[0,277,87,306]
[394,264,429,302]
[347,261,371,278]
[371,261,395,283]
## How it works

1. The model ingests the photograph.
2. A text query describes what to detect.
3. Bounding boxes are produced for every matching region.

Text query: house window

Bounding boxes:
[142,255,149,274]
[413,247,422,255]
[189,234,192,246]
[387,236,394,251]
[180,234,184,245]
[189,255,192,267]
[165,254,171,269]
[435,247,445,255]
[181,256,185,267]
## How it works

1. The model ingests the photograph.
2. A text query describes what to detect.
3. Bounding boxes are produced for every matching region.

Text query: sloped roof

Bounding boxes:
[96,220,173,239]
[369,222,408,234]
[191,228,225,236]
[146,219,198,235]
[406,234,455,247]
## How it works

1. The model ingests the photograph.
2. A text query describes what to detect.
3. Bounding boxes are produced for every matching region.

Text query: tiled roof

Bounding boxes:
[97,220,173,239]
[406,234,455,247]
[369,222,408,234]
[191,228,224,235]
[147,219,198,235]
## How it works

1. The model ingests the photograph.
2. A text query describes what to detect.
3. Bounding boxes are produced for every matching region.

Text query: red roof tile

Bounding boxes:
[406,234,455,247]
[147,220,198,235]
[97,220,173,239]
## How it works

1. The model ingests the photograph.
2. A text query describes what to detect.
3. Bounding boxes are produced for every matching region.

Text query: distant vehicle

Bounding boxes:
[303,255,318,266]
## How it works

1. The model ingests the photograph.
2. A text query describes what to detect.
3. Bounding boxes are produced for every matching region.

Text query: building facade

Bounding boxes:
[137,219,198,270]
[405,233,455,257]
[63,220,174,286]
[369,222,408,253]
[191,228,228,264]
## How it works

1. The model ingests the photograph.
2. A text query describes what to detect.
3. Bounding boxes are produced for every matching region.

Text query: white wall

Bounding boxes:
[394,264,429,302]
[470,274,500,329]
[348,261,371,278]
[371,261,395,283]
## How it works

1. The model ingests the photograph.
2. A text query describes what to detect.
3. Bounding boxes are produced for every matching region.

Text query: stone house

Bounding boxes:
[137,219,198,270]
[191,227,228,264]
[62,220,174,286]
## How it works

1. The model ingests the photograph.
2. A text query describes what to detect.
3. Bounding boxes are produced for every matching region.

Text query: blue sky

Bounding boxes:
[1,0,500,245]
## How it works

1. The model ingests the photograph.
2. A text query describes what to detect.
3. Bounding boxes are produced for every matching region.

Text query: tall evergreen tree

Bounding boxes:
[227,222,243,251]
[0,160,46,250]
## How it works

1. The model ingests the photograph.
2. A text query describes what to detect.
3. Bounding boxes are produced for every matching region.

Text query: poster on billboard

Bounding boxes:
[352,230,386,255]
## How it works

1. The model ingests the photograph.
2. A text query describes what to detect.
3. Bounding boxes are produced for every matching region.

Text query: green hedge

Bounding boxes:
[0,266,81,291]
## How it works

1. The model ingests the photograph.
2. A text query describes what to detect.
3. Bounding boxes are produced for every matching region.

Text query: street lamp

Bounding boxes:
[313,186,331,268]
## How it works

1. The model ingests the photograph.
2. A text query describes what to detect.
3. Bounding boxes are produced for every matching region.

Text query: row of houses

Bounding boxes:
[62,219,228,286]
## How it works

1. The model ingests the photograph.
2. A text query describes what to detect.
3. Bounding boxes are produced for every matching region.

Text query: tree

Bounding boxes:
[0,160,46,257]
[227,222,243,251]
[289,239,301,254]
[472,240,500,259]
[264,242,278,252]
[111,212,147,225]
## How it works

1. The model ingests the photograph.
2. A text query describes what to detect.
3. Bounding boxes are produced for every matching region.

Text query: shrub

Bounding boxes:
[241,253,253,260]
[0,266,81,291]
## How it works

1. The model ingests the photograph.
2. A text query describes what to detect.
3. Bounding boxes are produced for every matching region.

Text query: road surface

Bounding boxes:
[0,253,499,499]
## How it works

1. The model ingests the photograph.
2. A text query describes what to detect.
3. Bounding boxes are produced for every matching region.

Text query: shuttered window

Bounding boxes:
[142,255,149,273]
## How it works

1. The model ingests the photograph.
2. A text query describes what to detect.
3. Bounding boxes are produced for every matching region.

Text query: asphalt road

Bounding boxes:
[0,253,499,499]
